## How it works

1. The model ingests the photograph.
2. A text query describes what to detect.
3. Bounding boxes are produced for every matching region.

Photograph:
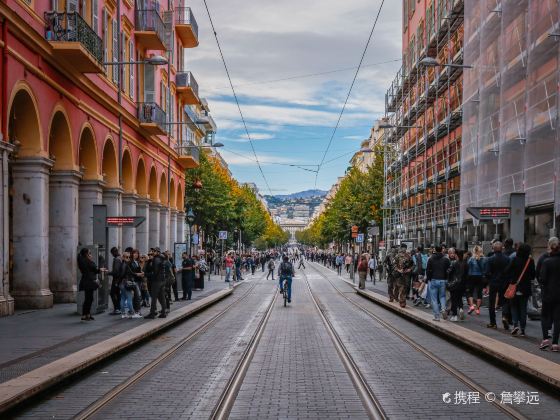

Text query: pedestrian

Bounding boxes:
[447,249,467,322]
[358,254,368,290]
[234,253,243,281]
[539,237,560,352]
[384,246,398,302]
[345,254,352,274]
[394,244,414,308]
[198,254,208,289]
[144,248,167,319]
[129,249,145,317]
[368,254,377,284]
[504,243,535,337]
[484,241,511,329]
[77,248,106,321]
[180,252,195,300]
[298,254,306,269]
[335,253,343,275]
[267,258,276,280]
[107,247,123,315]
[466,245,485,315]
[139,254,150,307]
[119,252,135,319]
[537,237,555,350]
[165,250,179,302]
[426,245,450,321]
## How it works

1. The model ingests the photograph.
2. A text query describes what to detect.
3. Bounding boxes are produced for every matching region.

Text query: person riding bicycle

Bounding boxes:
[278,255,295,303]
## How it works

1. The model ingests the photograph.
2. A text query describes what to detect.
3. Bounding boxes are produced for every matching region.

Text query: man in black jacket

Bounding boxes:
[426,245,450,321]
[145,248,168,319]
[484,241,511,329]
[539,237,560,351]
[107,247,123,315]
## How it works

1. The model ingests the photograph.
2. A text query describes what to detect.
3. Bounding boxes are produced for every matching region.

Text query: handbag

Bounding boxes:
[504,257,531,299]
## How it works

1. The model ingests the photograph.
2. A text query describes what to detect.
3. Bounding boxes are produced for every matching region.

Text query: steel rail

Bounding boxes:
[302,271,388,420]
[309,263,529,420]
[74,278,265,420]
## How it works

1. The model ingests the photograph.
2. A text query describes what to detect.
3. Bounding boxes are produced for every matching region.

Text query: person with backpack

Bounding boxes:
[278,255,295,303]
[144,248,168,319]
[267,258,276,280]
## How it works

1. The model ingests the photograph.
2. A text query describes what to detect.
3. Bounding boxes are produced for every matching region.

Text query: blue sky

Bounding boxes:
[188,0,402,194]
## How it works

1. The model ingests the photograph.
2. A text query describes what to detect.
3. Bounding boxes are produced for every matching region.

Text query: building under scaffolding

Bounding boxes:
[461,0,560,253]
[384,0,465,248]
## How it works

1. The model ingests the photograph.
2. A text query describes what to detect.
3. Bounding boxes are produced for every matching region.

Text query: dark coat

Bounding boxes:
[484,251,510,287]
[540,252,560,303]
[426,253,450,281]
[504,256,535,297]
[78,255,100,292]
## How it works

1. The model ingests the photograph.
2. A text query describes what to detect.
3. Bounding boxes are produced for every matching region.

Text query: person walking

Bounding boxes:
[384,246,398,302]
[537,238,555,350]
[144,248,168,319]
[368,255,377,284]
[107,247,123,315]
[224,253,234,282]
[504,243,535,337]
[77,248,106,321]
[484,241,511,329]
[426,245,450,321]
[180,252,195,300]
[358,254,368,290]
[345,254,352,274]
[394,244,414,308]
[539,237,560,352]
[298,254,306,270]
[267,258,276,280]
[466,245,485,315]
[336,254,343,276]
[198,254,208,290]
[447,249,468,322]
[119,252,135,319]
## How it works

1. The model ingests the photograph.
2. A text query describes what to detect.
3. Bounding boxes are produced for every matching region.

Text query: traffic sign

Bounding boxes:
[219,230,228,240]
[106,216,145,227]
[356,233,364,243]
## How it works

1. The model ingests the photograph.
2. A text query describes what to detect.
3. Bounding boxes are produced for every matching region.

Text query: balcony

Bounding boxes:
[44,11,103,73]
[176,142,200,168]
[197,110,217,132]
[135,9,166,51]
[176,71,200,104]
[138,102,167,136]
[175,7,199,48]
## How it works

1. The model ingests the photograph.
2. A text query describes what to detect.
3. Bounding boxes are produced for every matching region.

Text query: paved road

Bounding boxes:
[10,264,560,419]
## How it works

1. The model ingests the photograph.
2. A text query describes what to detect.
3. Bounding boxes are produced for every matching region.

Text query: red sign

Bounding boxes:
[467,207,511,220]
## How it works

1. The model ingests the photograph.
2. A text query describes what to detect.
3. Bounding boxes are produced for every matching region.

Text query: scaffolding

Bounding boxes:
[461,0,560,241]
[384,0,464,246]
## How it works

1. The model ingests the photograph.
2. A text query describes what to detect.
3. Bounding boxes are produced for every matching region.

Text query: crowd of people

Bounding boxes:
[310,239,559,353]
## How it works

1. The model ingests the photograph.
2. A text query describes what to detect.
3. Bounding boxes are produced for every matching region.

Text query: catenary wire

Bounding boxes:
[222,147,319,173]
[202,0,273,194]
[314,0,386,187]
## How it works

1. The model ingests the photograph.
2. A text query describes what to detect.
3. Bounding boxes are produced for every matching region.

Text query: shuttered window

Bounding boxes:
[112,19,118,83]
[129,40,135,99]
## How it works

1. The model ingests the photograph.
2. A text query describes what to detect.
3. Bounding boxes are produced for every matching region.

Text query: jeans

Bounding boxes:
[235,267,242,280]
[429,279,447,318]
[424,281,432,305]
[119,284,133,314]
[225,267,232,282]
[279,276,293,301]
[337,265,342,275]
[267,269,274,280]
[510,294,529,330]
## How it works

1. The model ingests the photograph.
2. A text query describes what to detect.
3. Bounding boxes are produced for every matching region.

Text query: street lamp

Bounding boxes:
[187,208,195,256]
[103,55,168,66]
[419,57,472,69]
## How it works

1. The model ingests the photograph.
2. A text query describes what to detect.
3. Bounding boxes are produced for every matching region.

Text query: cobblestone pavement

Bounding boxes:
[309,262,560,419]
[0,277,233,384]
[228,275,369,420]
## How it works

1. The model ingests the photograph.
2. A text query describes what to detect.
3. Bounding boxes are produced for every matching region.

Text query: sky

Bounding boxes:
[187,0,402,195]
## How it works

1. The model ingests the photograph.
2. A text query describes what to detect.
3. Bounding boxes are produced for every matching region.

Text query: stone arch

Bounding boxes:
[159,171,168,204]
[169,177,176,209]
[176,183,184,211]
[47,106,75,170]
[122,149,134,192]
[148,165,158,201]
[7,82,43,156]
[136,157,148,196]
[101,137,119,188]
[78,124,99,180]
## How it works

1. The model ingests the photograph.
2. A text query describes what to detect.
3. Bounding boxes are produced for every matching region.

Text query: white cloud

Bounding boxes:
[220,149,295,166]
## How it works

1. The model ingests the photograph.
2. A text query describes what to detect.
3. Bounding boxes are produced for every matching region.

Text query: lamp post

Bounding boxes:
[419,57,472,69]
[187,208,195,257]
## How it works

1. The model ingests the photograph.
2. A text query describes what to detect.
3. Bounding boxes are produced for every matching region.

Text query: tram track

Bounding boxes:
[301,270,388,420]
[308,262,529,420]
[73,278,271,420]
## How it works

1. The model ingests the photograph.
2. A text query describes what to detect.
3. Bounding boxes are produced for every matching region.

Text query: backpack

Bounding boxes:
[280,262,293,277]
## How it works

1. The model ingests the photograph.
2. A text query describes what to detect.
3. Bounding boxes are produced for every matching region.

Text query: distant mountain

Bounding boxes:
[267,190,327,200]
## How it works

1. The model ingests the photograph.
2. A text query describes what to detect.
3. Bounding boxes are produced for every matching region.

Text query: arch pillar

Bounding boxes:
[136,198,151,254]
[177,211,186,242]
[49,170,82,303]
[11,157,54,309]
[169,209,178,249]
[122,193,138,250]
[159,206,170,251]
[149,202,161,249]
[78,180,105,246]
[0,142,16,316]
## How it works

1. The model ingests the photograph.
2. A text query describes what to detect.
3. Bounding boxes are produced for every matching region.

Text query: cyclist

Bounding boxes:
[278,255,295,303]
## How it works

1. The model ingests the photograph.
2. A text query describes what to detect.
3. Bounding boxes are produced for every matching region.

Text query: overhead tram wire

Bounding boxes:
[202,0,273,194]
[314,0,386,187]
[222,148,319,173]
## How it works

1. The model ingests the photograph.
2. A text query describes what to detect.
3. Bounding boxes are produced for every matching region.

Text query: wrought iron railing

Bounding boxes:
[176,141,200,161]
[176,71,199,98]
[135,9,166,45]
[44,11,103,65]
[175,7,199,39]
[138,102,166,129]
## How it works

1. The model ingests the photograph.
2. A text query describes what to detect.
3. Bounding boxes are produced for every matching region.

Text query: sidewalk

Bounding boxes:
[0,276,233,384]
[315,263,558,363]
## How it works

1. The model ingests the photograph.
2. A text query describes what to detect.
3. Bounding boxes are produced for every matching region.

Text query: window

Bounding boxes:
[92,0,99,35]
[144,64,155,102]
[121,33,126,92]
[112,19,118,83]
[129,40,135,99]
[102,8,108,72]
